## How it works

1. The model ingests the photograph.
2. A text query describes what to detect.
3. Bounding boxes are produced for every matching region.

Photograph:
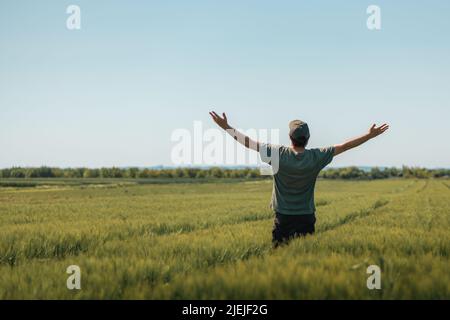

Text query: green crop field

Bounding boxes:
[0,179,449,299]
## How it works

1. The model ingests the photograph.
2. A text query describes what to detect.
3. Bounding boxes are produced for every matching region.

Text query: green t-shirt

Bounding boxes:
[260,144,335,215]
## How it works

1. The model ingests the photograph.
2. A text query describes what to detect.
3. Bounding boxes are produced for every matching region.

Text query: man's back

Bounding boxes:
[261,144,335,215]
[209,110,389,247]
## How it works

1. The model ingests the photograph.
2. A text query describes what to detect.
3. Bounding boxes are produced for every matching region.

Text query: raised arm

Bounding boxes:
[334,123,389,156]
[209,111,260,151]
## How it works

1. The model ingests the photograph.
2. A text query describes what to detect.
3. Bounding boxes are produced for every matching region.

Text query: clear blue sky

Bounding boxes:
[1,0,449,168]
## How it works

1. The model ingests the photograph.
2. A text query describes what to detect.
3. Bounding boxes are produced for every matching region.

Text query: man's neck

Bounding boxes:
[291,145,305,154]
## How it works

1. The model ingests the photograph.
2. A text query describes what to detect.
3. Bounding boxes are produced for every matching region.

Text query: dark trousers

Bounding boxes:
[272,212,316,248]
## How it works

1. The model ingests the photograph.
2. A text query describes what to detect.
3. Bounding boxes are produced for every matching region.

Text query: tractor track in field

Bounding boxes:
[122,199,334,238]
[144,198,390,243]
[388,180,418,194]
[416,180,429,193]
[317,199,390,234]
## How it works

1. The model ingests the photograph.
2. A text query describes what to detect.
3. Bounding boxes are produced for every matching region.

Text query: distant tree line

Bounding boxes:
[0,167,261,179]
[0,166,448,180]
[319,166,449,179]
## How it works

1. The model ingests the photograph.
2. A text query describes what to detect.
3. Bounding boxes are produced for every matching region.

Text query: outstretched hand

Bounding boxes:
[334,122,390,156]
[368,123,389,138]
[209,111,230,130]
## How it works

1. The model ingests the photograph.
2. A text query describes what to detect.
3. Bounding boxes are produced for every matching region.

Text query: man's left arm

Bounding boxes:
[334,124,389,156]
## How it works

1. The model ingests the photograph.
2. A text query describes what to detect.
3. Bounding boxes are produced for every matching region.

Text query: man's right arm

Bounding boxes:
[334,124,389,156]
[209,111,260,151]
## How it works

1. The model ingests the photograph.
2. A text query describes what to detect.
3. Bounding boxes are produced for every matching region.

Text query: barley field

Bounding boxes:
[0,179,448,299]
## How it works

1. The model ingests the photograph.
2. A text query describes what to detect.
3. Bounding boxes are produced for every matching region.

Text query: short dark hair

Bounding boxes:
[290,135,309,148]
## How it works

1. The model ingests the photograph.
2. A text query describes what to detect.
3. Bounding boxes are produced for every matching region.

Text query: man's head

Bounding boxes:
[289,120,310,148]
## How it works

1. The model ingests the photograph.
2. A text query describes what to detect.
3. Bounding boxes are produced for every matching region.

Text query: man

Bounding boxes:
[209,111,389,247]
